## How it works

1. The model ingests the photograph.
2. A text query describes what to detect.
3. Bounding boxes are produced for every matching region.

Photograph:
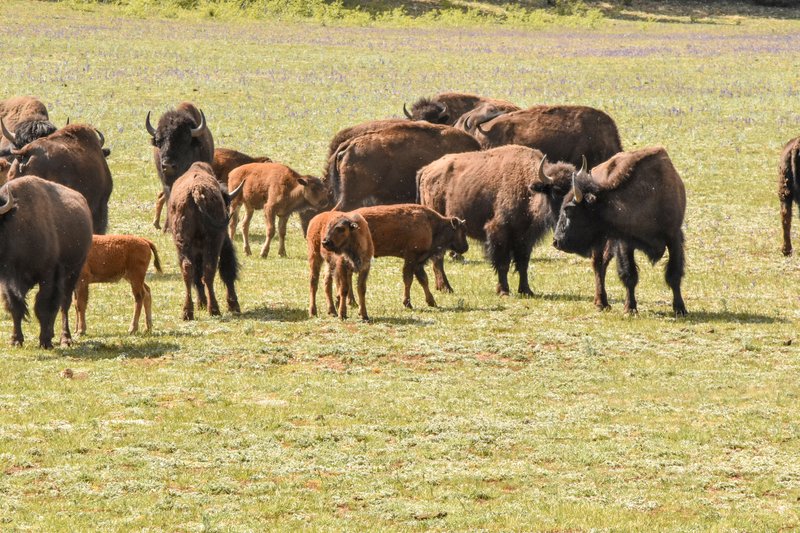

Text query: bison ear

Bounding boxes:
[450,217,465,229]
[349,222,359,230]
[297,177,308,186]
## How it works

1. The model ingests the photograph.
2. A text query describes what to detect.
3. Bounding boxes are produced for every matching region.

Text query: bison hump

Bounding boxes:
[591,147,668,190]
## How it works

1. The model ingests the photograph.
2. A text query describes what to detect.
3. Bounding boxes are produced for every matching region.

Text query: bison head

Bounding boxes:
[446,217,469,255]
[1,116,57,150]
[322,215,359,253]
[297,175,330,210]
[404,98,449,124]
[461,103,506,131]
[529,155,577,224]
[552,156,601,257]
[146,108,208,183]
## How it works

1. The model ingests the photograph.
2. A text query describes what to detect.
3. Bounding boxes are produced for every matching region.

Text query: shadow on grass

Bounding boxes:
[678,310,786,324]
[54,339,180,360]
[240,304,309,322]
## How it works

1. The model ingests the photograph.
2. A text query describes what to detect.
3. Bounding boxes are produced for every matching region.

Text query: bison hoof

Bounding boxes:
[437,285,454,293]
[519,288,534,297]
[309,306,317,317]
[623,307,638,316]
[244,247,252,256]
[403,299,413,309]
[426,298,437,307]
[783,247,792,257]
[228,300,241,314]
[361,315,370,322]
[183,310,194,321]
[674,307,688,317]
[60,336,72,347]
[153,221,161,230]
[39,339,54,349]
[595,303,611,311]
[10,337,22,347]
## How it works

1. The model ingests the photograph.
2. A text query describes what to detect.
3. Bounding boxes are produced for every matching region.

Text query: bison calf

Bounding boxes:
[553,148,687,316]
[228,162,329,258]
[307,211,373,320]
[355,204,468,308]
[74,235,163,335]
[169,162,242,320]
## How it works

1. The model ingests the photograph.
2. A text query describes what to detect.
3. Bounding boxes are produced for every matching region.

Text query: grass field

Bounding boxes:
[1,0,800,530]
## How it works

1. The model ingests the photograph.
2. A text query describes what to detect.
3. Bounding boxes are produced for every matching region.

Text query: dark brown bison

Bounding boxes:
[0,176,92,348]
[404,92,519,126]
[168,162,242,320]
[469,105,623,169]
[307,210,373,321]
[152,147,270,230]
[355,204,469,308]
[779,136,800,256]
[7,124,113,234]
[552,147,687,316]
[330,122,481,211]
[418,145,575,295]
[0,97,55,153]
[146,102,213,230]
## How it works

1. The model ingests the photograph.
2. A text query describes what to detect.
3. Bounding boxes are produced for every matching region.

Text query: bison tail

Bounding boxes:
[219,234,239,285]
[415,168,423,204]
[328,143,347,207]
[148,241,163,273]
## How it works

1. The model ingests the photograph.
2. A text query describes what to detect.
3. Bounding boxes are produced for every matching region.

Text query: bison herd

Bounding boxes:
[7,88,794,348]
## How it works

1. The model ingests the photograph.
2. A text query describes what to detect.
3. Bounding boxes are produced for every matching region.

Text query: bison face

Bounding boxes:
[147,110,208,184]
[298,176,330,209]
[405,99,449,124]
[7,144,45,179]
[322,216,358,253]
[553,189,600,257]
[447,217,470,255]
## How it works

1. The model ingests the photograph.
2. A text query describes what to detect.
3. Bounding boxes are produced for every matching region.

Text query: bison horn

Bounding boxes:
[191,110,206,138]
[0,187,15,216]
[0,118,16,145]
[145,111,156,138]
[579,155,588,175]
[537,154,552,183]
[227,177,245,200]
[572,173,584,204]
[65,117,70,126]
[464,116,472,130]
[95,128,105,148]
[438,103,448,116]
[403,103,412,119]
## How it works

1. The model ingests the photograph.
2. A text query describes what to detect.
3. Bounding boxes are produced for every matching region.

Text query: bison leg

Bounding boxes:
[324,261,336,316]
[192,257,207,310]
[73,279,89,336]
[219,236,240,314]
[432,254,453,293]
[781,193,793,256]
[592,241,614,310]
[129,281,145,334]
[487,236,512,296]
[202,251,221,316]
[143,282,153,332]
[59,268,82,347]
[512,239,534,297]
[242,205,255,256]
[402,260,415,309]
[4,287,27,347]
[414,264,437,307]
[666,233,687,317]
[228,202,241,242]
[276,215,289,258]
[153,191,165,230]
[615,242,639,315]
[308,254,322,317]
[180,258,195,321]
[356,268,370,322]
[34,276,60,349]
[336,266,351,320]
[261,208,277,258]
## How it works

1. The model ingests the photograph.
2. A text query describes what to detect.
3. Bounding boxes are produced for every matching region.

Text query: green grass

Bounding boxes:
[1,0,800,530]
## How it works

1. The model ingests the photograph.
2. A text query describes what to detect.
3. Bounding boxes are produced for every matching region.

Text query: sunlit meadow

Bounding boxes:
[0,1,799,530]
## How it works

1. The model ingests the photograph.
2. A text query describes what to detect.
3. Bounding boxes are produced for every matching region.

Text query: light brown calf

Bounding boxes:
[307,211,373,320]
[74,235,163,334]
[228,162,329,258]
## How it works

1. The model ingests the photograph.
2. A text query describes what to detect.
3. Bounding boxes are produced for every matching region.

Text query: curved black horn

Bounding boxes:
[438,102,448,116]
[0,187,15,216]
[537,155,552,183]
[0,118,16,145]
[65,117,70,126]
[145,111,156,138]
[403,103,412,119]
[572,173,584,204]
[190,110,206,138]
[95,128,105,148]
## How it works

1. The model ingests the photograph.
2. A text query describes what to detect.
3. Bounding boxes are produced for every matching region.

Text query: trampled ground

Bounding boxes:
[0,1,799,530]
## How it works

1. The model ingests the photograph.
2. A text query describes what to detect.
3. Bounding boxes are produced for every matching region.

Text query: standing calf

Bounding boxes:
[228,162,329,257]
[307,211,373,320]
[74,235,163,335]
[355,204,468,308]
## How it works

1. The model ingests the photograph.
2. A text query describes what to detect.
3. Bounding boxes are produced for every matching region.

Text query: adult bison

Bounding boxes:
[469,105,623,169]
[552,147,687,316]
[418,145,575,295]
[0,97,55,152]
[330,122,481,211]
[146,102,213,230]
[152,147,269,229]
[0,176,92,348]
[168,162,241,320]
[779,136,800,256]
[403,92,519,126]
[7,124,113,234]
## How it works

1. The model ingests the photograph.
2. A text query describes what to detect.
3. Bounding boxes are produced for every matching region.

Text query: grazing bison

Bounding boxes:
[152,147,271,229]
[146,102,213,230]
[74,235,163,335]
[404,92,519,126]
[470,105,623,169]
[0,176,92,348]
[779,136,800,256]
[418,145,575,295]
[7,124,113,234]
[552,147,687,316]
[168,162,242,320]
[330,122,481,211]
[307,211,373,320]
[227,162,329,257]
[355,204,468,308]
